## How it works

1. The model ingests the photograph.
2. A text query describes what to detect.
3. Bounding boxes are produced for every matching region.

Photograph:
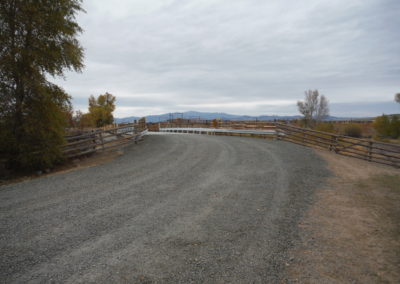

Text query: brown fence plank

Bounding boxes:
[158,121,399,168]
[63,121,146,159]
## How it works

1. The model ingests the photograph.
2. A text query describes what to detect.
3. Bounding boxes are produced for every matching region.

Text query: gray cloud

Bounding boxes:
[53,0,400,117]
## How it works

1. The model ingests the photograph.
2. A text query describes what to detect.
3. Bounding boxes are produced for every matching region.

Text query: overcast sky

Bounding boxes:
[53,0,400,118]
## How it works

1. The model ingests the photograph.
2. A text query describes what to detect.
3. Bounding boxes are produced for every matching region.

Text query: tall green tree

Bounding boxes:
[0,0,84,170]
[88,93,116,127]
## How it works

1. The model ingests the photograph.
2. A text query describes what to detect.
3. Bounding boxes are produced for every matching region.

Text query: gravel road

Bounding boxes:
[0,134,330,283]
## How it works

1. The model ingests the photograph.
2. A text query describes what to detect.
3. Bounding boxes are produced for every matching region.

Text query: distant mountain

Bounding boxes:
[114,111,361,123]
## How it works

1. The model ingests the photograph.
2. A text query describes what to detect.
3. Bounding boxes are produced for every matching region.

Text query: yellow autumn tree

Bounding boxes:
[88,93,116,127]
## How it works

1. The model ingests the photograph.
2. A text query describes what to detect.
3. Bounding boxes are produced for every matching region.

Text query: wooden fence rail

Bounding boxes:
[276,123,400,168]
[157,121,400,168]
[64,118,147,159]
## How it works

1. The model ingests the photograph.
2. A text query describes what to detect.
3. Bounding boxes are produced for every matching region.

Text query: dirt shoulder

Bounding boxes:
[288,150,400,283]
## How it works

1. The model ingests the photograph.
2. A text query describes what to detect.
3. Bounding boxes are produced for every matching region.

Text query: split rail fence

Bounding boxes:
[158,121,400,168]
[275,123,400,168]
[63,119,147,159]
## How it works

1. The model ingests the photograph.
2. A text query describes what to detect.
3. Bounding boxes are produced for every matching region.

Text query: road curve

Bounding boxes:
[0,134,330,283]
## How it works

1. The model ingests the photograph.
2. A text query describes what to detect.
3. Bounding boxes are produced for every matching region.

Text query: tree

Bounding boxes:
[395,93,400,104]
[0,0,84,170]
[297,89,329,127]
[88,93,116,127]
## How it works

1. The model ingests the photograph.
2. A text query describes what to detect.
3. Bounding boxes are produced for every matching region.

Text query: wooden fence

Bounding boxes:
[156,120,400,168]
[63,118,147,159]
[276,123,400,168]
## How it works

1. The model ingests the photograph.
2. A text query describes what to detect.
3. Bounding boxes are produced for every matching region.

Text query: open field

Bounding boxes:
[0,134,329,283]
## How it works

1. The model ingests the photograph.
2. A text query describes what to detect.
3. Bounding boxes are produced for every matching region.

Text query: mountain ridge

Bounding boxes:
[115,111,363,123]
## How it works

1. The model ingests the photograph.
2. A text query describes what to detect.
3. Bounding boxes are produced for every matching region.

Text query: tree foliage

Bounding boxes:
[69,110,92,129]
[297,89,329,128]
[88,93,116,127]
[395,93,400,104]
[0,0,84,170]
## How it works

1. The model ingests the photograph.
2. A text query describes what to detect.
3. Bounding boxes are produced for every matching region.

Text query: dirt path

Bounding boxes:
[288,150,400,283]
[0,134,330,283]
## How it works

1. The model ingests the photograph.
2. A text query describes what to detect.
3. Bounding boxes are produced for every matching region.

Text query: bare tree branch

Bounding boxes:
[297,89,329,127]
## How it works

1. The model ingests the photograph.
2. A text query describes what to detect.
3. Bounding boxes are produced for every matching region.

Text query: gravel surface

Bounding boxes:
[0,134,330,283]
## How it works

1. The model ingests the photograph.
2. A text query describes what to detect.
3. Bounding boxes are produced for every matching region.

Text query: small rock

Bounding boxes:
[45,168,51,173]
[36,170,42,176]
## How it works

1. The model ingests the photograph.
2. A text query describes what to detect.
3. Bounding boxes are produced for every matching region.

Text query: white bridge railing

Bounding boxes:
[159,127,276,136]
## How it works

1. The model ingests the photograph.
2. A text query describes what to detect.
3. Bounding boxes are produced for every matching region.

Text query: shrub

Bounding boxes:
[373,115,400,138]
[343,124,362,138]
[373,115,391,137]
[315,122,335,133]
[389,115,400,138]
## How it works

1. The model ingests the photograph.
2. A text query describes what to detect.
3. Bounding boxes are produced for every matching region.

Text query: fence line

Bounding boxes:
[276,123,400,168]
[157,122,400,168]
[64,118,147,159]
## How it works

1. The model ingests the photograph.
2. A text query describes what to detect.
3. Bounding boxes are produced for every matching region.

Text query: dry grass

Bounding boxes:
[288,150,400,283]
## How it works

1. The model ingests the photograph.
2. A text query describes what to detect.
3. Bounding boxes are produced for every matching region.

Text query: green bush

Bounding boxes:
[389,116,400,138]
[343,124,362,138]
[373,115,391,137]
[373,115,400,139]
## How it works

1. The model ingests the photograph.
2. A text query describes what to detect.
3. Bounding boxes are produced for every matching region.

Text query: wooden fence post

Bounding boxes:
[275,127,281,140]
[99,132,105,150]
[333,135,338,153]
[329,135,335,151]
[91,131,96,152]
[368,141,373,161]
